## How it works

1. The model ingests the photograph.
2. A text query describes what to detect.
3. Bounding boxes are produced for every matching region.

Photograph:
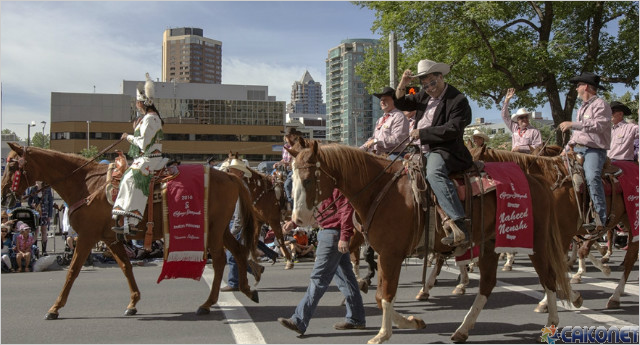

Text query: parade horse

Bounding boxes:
[289,140,571,343]
[1,143,260,319]
[221,152,294,265]
[470,145,638,310]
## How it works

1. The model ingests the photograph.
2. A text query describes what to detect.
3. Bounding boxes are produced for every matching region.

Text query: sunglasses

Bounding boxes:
[418,77,438,88]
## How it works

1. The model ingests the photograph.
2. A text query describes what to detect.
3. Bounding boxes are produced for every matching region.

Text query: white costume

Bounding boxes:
[112,73,164,232]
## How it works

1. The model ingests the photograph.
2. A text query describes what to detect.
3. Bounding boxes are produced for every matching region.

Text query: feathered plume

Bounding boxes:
[143,72,155,106]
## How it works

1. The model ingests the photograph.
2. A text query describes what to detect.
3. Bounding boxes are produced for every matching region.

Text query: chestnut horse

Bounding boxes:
[221,152,294,265]
[470,146,638,309]
[1,143,260,319]
[289,141,571,343]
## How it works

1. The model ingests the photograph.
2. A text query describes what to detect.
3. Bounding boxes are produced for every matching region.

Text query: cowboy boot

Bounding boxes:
[441,218,470,247]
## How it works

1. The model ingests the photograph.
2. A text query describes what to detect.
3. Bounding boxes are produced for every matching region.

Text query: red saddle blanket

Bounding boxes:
[157,165,208,283]
[611,161,639,242]
[483,162,534,255]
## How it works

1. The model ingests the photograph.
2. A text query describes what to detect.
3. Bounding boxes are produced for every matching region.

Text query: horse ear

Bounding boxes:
[285,145,299,158]
[311,140,319,156]
[8,142,24,155]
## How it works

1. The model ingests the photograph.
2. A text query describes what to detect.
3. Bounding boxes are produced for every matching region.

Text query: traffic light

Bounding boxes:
[406,86,420,95]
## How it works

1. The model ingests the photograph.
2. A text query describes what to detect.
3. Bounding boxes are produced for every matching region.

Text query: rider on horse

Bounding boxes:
[359,86,410,160]
[112,73,165,235]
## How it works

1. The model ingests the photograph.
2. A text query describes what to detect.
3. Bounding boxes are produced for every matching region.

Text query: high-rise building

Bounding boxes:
[288,71,326,115]
[162,27,222,84]
[325,39,379,146]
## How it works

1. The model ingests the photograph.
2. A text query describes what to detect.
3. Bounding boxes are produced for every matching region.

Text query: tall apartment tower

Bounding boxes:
[288,71,326,115]
[325,39,379,146]
[162,27,222,84]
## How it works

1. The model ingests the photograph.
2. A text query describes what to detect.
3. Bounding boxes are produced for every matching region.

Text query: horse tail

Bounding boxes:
[543,197,572,303]
[232,174,259,261]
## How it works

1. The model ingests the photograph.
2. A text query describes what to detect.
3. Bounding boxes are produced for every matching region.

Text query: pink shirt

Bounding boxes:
[361,108,410,154]
[501,103,542,153]
[608,120,639,161]
[416,85,448,152]
[567,96,612,150]
[16,233,34,252]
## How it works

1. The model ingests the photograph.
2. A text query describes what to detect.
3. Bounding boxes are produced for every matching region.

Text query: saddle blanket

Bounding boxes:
[455,245,480,265]
[157,165,208,283]
[611,161,639,242]
[483,162,534,255]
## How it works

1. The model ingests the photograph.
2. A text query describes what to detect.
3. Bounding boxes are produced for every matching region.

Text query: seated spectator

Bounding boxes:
[289,228,315,261]
[1,224,15,272]
[13,221,35,272]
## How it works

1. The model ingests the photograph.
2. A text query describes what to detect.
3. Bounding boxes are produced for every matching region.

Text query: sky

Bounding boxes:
[1,1,636,141]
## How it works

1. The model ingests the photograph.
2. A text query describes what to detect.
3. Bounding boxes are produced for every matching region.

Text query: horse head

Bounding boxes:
[289,140,335,227]
[1,143,28,208]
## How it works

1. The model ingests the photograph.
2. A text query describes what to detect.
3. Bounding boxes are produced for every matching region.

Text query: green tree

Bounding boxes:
[30,132,50,149]
[603,91,639,123]
[1,128,20,141]
[80,145,101,160]
[355,1,638,146]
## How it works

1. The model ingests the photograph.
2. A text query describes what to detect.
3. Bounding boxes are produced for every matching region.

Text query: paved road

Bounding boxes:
[1,245,637,344]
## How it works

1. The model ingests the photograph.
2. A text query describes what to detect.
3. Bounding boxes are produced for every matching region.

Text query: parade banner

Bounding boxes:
[483,162,534,255]
[611,161,639,242]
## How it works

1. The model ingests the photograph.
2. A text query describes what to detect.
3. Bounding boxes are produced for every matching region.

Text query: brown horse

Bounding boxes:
[470,145,638,310]
[1,143,260,319]
[220,152,294,265]
[289,141,571,343]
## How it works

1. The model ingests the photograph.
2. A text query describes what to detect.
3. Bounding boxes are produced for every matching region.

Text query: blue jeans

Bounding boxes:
[284,170,293,206]
[424,151,465,221]
[574,146,607,226]
[226,232,256,288]
[290,228,365,333]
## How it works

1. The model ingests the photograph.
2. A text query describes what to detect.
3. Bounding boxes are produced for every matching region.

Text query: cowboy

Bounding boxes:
[275,127,303,211]
[112,73,165,235]
[607,101,638,162]
[395,58,473,248]
[559,72,612,235]
[501,88,543,153]
[360,86,410,160]
[472,130,490,148]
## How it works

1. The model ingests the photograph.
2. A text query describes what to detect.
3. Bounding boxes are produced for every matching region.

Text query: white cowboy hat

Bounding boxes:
[412,59,450,78]
[226,158,252,178]
[472,130,490,141]
[510,108,531,122]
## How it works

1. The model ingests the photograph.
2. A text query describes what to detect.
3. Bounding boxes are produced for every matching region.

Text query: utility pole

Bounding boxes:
[389,32,397,88]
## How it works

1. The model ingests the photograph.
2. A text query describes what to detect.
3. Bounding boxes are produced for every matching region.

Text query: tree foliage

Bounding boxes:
[354,1,638,145]
[1,128,20,140]
[30,132,50,149]
[80,145,101,160]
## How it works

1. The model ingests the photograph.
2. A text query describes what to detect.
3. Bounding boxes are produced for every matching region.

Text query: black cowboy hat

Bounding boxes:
[373,86,396,99]
[281,127,303,136]
[610,101,632,116]
[569,72,605,90]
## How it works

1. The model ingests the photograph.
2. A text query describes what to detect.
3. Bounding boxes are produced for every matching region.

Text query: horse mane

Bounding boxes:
[481,148,565,176]
[26,146,109,178]
[317,144,398,184]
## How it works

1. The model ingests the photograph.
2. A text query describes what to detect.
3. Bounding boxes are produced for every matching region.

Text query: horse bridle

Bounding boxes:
[5,149,34,204]
[292,160,339,222]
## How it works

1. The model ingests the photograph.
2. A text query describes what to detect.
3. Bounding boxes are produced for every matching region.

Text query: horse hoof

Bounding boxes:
[601,257,610,264]
[534,303,548,313]
[451,330,469,343]
[570,276,581,284]
[415,290,430,301]
[501,265,512,271]
[367,334,390,344]
[452,286,465,295]
[196,307,210,315]
[602,266,611,276]
[358,280,369,294]
[284,262,294,270]
[251,290,259,303]
[572,293,583,308]
[124,308,137,316]
[407,315,426,329]
[44,312,59,320]
[606,299,620,309]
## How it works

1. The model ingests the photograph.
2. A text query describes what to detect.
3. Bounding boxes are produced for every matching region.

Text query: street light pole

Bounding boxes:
[27,121,36,147]
[86,120,91,150]
[41,121,46,135]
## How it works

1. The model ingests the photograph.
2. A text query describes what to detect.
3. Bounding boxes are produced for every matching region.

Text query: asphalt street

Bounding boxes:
[1,240,638,344]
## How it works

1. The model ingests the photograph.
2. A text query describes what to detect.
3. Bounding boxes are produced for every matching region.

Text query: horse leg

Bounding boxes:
[223,230,259,303]
[502,252,515,271]
[451,249,499,343]
[364,245,377,286]
[567,239,578,269]
[106,240,140,316]
[416,253,444,301]
[269,219,292,264]
[571,248,588,284]
[453,260,470,295]
[45,237,102,319]
[543,289,559,327]
[607,240,639,309]
[587,251,611,276]
[602,229,614,263]
[369,255,425,344]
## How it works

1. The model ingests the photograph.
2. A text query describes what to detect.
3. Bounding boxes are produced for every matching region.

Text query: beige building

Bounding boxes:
[162,27,222,84]
[50,80,286,164]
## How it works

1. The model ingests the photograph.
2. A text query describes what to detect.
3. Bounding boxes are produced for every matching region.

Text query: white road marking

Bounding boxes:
[202,266,266,344]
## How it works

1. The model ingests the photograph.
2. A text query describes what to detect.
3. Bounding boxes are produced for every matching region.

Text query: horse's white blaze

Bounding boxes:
[290,161,314,225]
